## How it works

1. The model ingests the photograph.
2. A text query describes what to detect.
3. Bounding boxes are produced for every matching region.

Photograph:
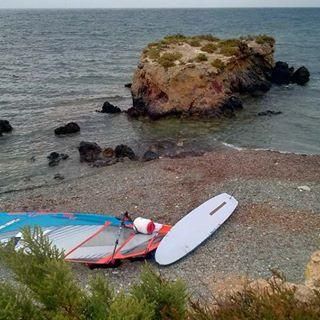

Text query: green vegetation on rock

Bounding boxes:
[158,52,183,68]
[256,34,276,45]
[195,53,208,62]
[201,43,218,53]
[143,34,275,68]
[211,58,226,71]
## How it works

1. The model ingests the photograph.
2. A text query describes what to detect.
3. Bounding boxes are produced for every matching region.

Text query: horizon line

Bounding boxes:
[0,6,319,9]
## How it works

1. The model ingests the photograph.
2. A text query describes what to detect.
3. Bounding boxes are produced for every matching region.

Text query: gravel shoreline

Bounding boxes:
[1,149,319,297]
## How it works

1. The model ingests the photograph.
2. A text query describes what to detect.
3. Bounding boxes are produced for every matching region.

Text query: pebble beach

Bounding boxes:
[1,148,319,297]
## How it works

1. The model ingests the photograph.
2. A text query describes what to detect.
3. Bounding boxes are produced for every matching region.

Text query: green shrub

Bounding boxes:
[0,229,188,320]
[218,39,240,57]
[158,52,183,68]
[201,43,218,53]
[83,275,114,320]
[211,59,226,71]
[108,293,155,320]
[256,34,275,45]
[162,34,187,44]
[147,47,161,60]
[189,278,320,320]
[131,264,188,320]
[188,39,201,47]
[0,283,42,320]
[194,34,220,42]
[195,53,208,62]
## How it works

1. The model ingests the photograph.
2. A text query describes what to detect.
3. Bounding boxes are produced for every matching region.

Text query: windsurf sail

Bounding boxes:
[0,212,170,266]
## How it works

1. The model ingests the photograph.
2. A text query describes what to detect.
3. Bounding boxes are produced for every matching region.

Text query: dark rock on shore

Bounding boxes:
[291,67,310,85]
[54,122,80,135]
[124,83,132,89]
[47,152,69,167]
[78,141,102,162]
[258,110,283,117]
[143,150,159,162]
[0,120,13,136]
[115,145,136,160]
[99,101,121,114]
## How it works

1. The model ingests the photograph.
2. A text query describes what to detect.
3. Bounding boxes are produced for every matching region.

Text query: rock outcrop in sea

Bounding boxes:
[98,101,122,114]
[0,120,13,136]
[130,34,276,119]
[54,122,80,135]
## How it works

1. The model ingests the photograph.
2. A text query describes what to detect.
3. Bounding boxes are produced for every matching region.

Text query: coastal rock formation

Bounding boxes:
[54,122,80,135]
[99,101,121,114]
[0,120,13,136]
[130,34,275,119]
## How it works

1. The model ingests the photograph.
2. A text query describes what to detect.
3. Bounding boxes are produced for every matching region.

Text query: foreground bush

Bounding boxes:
[1,228,320,319]
[0,227,187,320]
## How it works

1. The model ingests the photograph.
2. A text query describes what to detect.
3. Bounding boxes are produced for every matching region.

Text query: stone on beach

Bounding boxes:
[142,150,160,161]
[54,122,80,135]
[78,141,102,162]
[115,144,136,160]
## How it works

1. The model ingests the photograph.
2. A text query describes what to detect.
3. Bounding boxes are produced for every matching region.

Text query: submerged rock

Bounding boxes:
[131,34,275,119]
[54,122,80,135]
[54,173,65,180]
[99,101,121,114]
[0,120,13,136]
[47,152,69,167]
[291,66,310,85]
[78,141,102,162]
[143,150,159,162]
[258,110,283,116]
[115,144,136,160]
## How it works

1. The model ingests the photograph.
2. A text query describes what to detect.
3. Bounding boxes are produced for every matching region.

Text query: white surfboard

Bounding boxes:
[155,193,238,266]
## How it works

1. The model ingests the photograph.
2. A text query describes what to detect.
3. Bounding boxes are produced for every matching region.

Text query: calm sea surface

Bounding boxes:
[0,8,319,193]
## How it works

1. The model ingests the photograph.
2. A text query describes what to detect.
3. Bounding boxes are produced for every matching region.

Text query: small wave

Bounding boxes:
[221,142,311,155]
[221,142,245,151]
